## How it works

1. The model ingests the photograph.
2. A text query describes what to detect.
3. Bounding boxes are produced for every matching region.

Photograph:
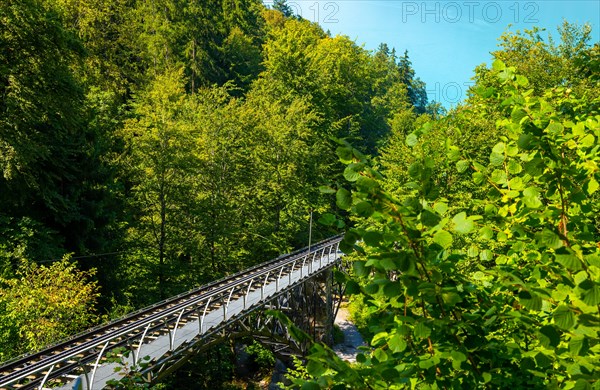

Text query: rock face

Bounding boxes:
[333,307,367,363]
[268,359,289,390]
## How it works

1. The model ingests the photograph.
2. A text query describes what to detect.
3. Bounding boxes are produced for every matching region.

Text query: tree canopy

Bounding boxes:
[1,1,597,388]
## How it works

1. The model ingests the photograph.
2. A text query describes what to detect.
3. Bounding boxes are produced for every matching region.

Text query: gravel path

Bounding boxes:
[333,306,367,362]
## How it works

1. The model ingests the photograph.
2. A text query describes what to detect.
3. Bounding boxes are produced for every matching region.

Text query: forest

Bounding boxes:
[0,0,599,388]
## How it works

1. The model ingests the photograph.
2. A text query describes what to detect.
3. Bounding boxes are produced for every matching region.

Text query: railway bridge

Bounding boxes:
[0,236,345,390]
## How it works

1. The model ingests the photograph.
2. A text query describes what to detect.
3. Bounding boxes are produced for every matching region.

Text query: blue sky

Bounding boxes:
[264,1,600,108]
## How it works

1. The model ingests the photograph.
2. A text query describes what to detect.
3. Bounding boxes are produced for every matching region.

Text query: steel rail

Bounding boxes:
[0,235,342,389]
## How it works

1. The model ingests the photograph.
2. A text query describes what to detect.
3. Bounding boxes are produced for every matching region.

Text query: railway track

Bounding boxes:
[0,235,343,390]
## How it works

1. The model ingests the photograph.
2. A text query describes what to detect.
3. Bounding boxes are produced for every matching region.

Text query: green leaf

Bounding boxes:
[306,359,326,377]
[356,176,379,192]
[569,337,589,356]
[519,290,542,311]
[456,160,470,173]
[381,258,396,271]
[452,212,474,234]
[345,280,360,295]
[451,350,467,363]
[450,350,466,370]
[492,59,506,70]
[511,107,527,122]
[383,281,402,298]
[343,166,360,182]
[582,285,600,306]
[507,178,523,192]
[474,85,494,98]
[352,261,368,277]
[489,152,504,166]
[381,368,398,381]
[480,249,493,261]
[442,292,463,306]
[388,334,407,353]
[371,331,388,346]
[571,121,585,135]
[546,122,564,135]
[373,348,388,362]
[491,170,507,185]
[480,226,494,240]
[492,142,505,154]
[363,230,382,246]
[336,146,353,163]
[467,245,479,258]
[586,177,599,195]
[572,378,592,390]
[447,146,461,161]
[421,209,441,227]
[523,186,543,209]
[413,322,431,339]
[518,133,534,149]
[405,133,419,147]
[555,253,582,272]
[580,134,595,148]
[553,305,575,330]
[365,283,379,295]
[516,75,529,87]
[433,202,448,215]
[534,352,552,368]
[507,160,522,174]
[408,162,422,179]
[506,145,519,156]
[336,188,351,210]
[301,381,321,390]
[433,230,453,249]
[318,185,336,194]
[398,254,413,272]
[539,325,560,348]
[317,213,336,226]
[482,372,492,383]
[354,201,374,218]
[419,357,438,369]
[472,171,485,184]
[537,229,563,249]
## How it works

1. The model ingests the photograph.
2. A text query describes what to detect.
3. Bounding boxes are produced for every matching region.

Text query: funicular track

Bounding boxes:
[0,235,343,390]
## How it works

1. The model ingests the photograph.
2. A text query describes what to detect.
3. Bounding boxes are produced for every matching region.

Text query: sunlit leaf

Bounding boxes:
[336,188,351,210]
[553,305,575,330]
[452,212,474,234]
[433,230,453,249]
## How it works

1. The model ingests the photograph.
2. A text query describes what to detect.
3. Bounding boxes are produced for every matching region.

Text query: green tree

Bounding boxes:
[0,258,99,361]
[188,87,254,277]
[121,68,198,301]
[272,0,295,17]
[473,22,595,98]
[0,0,118,276]
[287,58,600,389]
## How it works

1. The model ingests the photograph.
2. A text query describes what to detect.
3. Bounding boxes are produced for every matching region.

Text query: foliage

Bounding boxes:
[473,22,596,99]
[0,258,99,362]
[158,344,237,389]
[0,0,119,273]
[290,59,599,389]
[245,340,276,374]
[120,68,199,301]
